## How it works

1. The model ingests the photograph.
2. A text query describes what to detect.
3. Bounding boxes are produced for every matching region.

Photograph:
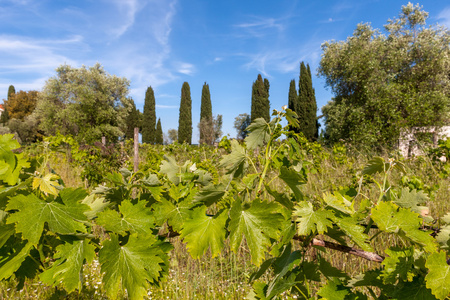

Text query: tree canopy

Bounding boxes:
[319,3,450,148]
[234,113,251,140]
[34,63,132,144]
[4,90,38,120]
[155,118,163,145]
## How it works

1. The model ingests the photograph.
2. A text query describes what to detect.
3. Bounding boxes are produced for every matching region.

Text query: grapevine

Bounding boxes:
[0,106,449,299]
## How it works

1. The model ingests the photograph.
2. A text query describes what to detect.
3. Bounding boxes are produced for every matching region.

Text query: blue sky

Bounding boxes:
[1,0,449,143]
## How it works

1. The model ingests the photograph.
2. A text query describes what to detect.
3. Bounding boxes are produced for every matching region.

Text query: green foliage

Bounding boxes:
[35,63,132,144]
[178,82,192,144]
[319,4,450,149]
[155,118,163,144]
[251,74,270,123]
[7,85,15,101]
[1,104,450,300]
[142,86,156,144]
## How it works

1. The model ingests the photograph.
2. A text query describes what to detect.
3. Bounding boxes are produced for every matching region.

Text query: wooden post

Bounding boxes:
[102,136,106,145]
[134,127,139,173]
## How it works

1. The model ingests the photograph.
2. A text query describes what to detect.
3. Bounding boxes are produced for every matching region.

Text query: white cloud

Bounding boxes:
[177,62,195,75]
[233,16,285,39]
[0,35,80,77]
[437,7,450,29]
[156,104,178,109]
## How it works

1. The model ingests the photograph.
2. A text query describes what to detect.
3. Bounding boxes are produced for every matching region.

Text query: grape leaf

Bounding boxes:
[180,207,228,258]
[371,202,437,253]
[391,276,436,300]
[193,183,226,206]
[153,198,192,232]
[229,199,284,266]
[81,194,110,219]
[159,155,182,185]
[0,134,29,186]
[96,200,154,235]
[99,233,169,300]
[332,215,373,252]
[362,157,386,175]
[0,241,32,281]
[394,188,428,208]
[425,251,450,300]
[381,247,415,284]
[278,166,306,201]
[436,225,450,249]
[323,192,354,214]
[219,140,247,177]
[6,192,88,245]
[32,173,62,196]
[0,223,15,250]
[40,240,95,292]
[317,278,349,300]
[293,201,334,236]
[245,118,271,150]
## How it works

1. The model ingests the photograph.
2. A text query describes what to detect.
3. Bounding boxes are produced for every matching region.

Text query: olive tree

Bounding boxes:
[34,63,132,144]
[319,3,450,149]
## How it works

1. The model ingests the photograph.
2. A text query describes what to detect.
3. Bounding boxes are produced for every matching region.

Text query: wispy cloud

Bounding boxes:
[109,0,140,38]
[437,7,450,29]
[156,104,178,109]
[233,16,285,38]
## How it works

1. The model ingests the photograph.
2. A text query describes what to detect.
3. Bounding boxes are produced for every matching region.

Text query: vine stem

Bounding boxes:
[293,235,385,262]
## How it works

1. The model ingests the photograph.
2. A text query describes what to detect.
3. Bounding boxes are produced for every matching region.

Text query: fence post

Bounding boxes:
[102,136,106,146]
[134,127,139,173]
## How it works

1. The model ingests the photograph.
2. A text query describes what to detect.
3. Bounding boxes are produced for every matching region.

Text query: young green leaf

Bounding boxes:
[371,202,437,253]
[229,199,284,266]
[425,251,450,300]
[381,247,415,284]
[32,173,61,196]
[219,140,247,177]
[245,118,271,150]
[293,201,334,236]
[317,278,349,300]
[96,200,154,235]
[6,193,88,245]
[40,240,96,292]
[331,215,373,252]
[278,166,306,201]
[180,207,228,258]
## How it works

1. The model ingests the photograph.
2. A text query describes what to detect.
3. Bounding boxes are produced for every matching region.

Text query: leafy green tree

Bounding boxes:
[155,118,163,144]
[178,82,192,144]
[234,113,251,139]
[167,129,177,144]
[319,3,450,148]
[142,86,156,144]
[199,82,213,144]
[298,62,317,141]
[251,74,270,122]
[124,99,140,140]
[34,63,132,144]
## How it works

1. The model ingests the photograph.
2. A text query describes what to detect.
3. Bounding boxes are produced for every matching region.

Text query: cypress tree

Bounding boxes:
[155,118,163,144]
[142,86,156,144]
[251,74,270,122]
[288,79,299,131]
[7,85,15,101]
[125,99,140,140]
[199,82,212,144]
[178,82,192,144]
[298,62,317,140]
